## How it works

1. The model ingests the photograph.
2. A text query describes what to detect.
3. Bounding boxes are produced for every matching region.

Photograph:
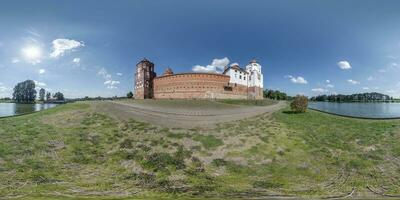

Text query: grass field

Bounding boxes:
[0,101,400,199]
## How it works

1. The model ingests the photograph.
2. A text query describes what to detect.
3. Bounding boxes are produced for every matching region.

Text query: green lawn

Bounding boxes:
[0,101,399,199]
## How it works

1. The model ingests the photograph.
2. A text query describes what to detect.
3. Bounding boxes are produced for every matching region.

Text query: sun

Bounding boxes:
[22,46,41,60]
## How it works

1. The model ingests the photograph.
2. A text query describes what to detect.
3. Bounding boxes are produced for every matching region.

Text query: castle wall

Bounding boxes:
[153,73,250,99]
[248,86,264,99]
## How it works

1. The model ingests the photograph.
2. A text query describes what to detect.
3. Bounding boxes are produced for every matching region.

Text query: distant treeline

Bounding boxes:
[72,96,129,101]
[310,92,395,102]
[263,89,293,100]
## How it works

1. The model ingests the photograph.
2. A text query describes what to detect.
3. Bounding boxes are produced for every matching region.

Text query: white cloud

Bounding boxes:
[26,28,41,37]
[367,76,374,81]
[50,39,85,58]
[347,79,360,85]
[0,86,10,92]
[104,80,120,88]
[285,75,308,84]
[0,86,7,92]
[378,69,386,73]
[38,69,45,74]
[34,80,46,88]
[192,57,230,73]
[338,61,351,70]
[98,68,111,79]
[12,58,20,63]
[326,84,334,88]
[386,89,399,97]
[116,72,123,76]
[362,87,370,90]
[311,88,328,93]
[0,82,11,96]
[192,65,219,73]
[211,57,229,68]
[326,80,330,83]
[72,57,80,63]
[98,67,120,89]
[0,85,11,97]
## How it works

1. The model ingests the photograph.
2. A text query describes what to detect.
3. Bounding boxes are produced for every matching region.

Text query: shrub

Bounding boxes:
[127,91,134,98]
[290,95,308,113]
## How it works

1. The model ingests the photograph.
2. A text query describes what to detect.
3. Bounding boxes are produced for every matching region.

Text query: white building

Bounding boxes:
[223,63,248,86]
[246,59,263,88]
[222,59,263,89]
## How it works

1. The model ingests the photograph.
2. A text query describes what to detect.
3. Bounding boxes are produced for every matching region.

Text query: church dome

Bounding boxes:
[250,58,258,63]
[163,67,174,76]
[230,63,240,69]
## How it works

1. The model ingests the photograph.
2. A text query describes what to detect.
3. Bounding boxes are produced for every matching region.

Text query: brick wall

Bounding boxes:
[248,86,264,99]
[153,73,250,99]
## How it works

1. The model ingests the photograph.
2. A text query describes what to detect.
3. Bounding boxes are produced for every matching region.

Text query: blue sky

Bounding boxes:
[1,0,400,98]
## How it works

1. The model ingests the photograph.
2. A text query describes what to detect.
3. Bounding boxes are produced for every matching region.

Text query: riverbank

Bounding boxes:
[0,101,399,199]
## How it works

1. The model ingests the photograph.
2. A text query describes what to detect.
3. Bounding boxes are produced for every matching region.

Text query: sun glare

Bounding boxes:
[22,46,41,60]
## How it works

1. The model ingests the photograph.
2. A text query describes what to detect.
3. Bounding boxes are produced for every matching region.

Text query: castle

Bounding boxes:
[134,58,264,99]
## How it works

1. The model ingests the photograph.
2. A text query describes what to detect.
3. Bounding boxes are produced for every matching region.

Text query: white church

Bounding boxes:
[222,59,264,89]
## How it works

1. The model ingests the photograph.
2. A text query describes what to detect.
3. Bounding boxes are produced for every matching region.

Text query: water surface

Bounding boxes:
[0,103,57,117]
[308,102,400,119]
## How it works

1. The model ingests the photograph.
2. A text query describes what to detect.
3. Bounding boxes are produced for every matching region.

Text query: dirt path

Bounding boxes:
[95,100,286,129]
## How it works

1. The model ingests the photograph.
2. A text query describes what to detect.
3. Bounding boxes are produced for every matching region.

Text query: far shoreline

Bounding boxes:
[308,107,400,120]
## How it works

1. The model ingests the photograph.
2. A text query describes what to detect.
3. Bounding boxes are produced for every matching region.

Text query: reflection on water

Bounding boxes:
[0,103,58,117]
[308,102,400,118]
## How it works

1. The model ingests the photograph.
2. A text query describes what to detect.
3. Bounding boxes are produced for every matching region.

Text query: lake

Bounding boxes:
[0,103,58,118]
[308,102,400,119]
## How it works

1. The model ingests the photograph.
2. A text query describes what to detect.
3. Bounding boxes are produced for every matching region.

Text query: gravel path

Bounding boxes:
[95,100,286,129]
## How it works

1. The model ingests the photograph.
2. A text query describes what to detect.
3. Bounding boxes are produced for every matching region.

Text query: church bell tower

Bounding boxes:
[134,58,156,99]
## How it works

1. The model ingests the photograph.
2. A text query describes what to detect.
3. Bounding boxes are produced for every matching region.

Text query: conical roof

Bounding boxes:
[163,67,174,76]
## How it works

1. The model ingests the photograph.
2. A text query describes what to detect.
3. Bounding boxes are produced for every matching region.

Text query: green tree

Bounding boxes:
[290,95,308,113]
[264,89,290,100]
[12,80,37,103]
[127,91,133,98]
[46,92,51,101]
[53,92,65,101]
[39,88,45,101]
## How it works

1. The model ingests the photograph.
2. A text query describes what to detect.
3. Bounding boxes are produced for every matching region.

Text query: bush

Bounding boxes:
[127,91,133,98]
[290,95,308,113]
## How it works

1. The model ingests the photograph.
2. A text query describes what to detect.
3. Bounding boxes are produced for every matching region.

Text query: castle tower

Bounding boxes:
[245,59,264,99]
[134,58,156,99]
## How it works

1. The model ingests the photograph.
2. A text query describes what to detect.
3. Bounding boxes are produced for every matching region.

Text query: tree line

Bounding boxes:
[263,89,292,100]
[12,80,65,103]
[310,92,393,102]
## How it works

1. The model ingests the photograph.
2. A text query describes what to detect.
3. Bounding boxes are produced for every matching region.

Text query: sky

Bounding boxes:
[1,0,400,98]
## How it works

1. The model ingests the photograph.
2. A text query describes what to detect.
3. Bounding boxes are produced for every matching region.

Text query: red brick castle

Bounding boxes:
[134,58,264,99]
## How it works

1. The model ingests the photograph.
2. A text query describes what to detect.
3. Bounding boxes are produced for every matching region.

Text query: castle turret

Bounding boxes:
[163,67,174,76]
[134,58,156,99]
[245,59,264,99]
